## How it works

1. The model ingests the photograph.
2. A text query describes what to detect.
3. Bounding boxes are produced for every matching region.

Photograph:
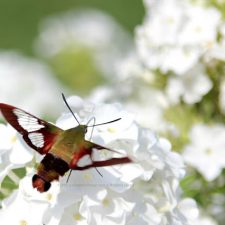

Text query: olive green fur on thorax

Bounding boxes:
[49,125,88,164]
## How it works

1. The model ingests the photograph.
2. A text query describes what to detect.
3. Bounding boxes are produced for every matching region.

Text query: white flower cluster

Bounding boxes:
[127,1,225,223]
[136,0,223,105]
[183,124,225,181]
[0,97,199,225]
[132,0,225,184]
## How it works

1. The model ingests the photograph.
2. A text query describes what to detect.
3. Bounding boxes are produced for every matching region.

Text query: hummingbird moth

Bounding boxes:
[0,94,131,192]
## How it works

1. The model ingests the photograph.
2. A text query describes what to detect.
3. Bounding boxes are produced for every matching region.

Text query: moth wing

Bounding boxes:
[0,103,63,154]
[70,140,131,170]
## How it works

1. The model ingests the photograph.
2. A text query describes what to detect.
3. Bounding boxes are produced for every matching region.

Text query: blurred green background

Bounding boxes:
[0,0,144,55]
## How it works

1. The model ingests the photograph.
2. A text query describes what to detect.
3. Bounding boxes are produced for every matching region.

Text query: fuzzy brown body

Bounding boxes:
[36,125,88,184]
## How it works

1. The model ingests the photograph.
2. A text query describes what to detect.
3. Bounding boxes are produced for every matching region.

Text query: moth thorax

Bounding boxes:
[32,174,51,193]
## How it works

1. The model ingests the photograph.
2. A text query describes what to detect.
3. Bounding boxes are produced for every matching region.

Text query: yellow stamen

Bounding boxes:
[102,198,110,207]
[205,148,213,155]
[107,127,116,133]
[166,16,174,24]
[10,135,17,143]
[19,220,28,225]
[46,193,52,201]
[73,213,82,221]
[83,172,92,181]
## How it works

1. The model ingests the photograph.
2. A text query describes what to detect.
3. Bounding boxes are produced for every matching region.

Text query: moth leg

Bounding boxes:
[66,169,73,183]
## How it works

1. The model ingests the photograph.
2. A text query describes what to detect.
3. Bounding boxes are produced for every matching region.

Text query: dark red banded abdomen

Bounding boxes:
[32,153,70,192]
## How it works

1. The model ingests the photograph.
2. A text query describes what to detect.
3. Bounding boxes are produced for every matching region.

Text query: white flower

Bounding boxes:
[0,124,17,151]
[141,0,188,47]
[131,128,185,180]
[89,83,171,133]
[179,6,221,48]
[80,189,134,225]
[89,104,138,144]
[192,215,218,225]
[166,64,212,104]
[0,124,33,183]
[114,53,144,81]
[159,179,199,224]
[125,178,198,225]
[136,0,221,74]
[203,22,225,61]
[178,198,199,223]
[125,88,170,132]
[136,32,200,75]
[0,174,60,225]
[183,124,225,181]
[58,201,88,225]
[0,51,63,117]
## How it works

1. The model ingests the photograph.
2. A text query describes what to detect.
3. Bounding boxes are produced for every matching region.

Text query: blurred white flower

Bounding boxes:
[166,65,212,104]
[193,215,218,225]
[179,6,221,48]
[136,0,221,75]
[114,53,145,81]
[142,0,188,47]
[0,124,33,184]
[183,124,225,181]
[203,22,225,62]
[178,198,199,223]
[0,174,60,225]
[0,124,17,151]
[0,51,63,117]
[125,87,170,132]
[35,9,132,80]
[88,81,171,133]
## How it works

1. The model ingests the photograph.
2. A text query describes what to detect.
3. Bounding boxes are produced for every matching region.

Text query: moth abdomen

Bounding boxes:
[35,153,70,192]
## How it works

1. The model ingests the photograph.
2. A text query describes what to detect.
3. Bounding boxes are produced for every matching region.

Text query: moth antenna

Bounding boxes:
[62,93,80,125]
[86,117,96,141]
[88,118,121,127]
[86,117,103,177]
[86,116,96,127]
